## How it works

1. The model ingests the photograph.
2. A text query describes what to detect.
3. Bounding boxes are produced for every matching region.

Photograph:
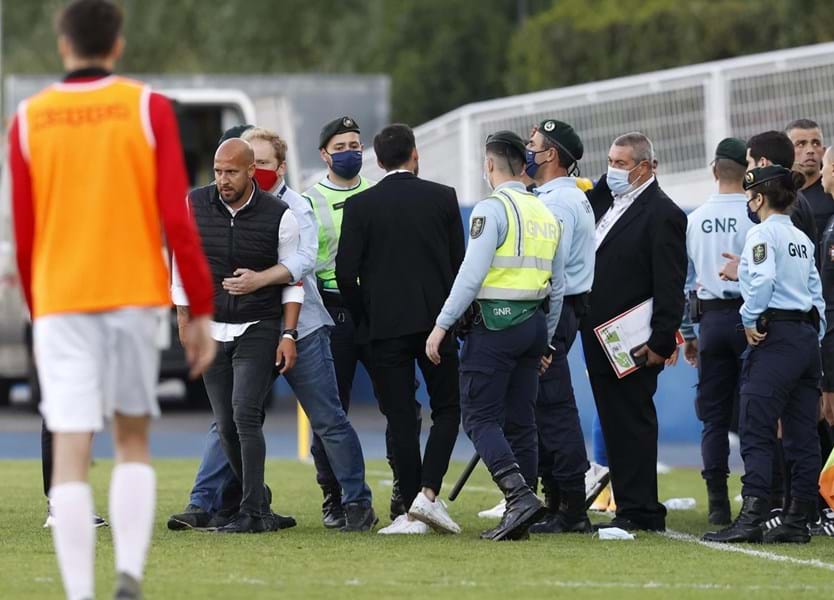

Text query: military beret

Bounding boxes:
[319,116,361,149]
[715,137,747,167]
[218,124,254,146]
[538,119,583,163]
[743,165,793,190]
[486,130,526,161]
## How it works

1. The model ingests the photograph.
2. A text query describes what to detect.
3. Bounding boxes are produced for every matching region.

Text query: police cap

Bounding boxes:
[319,116,361,149]
[538,119,584,164]
[715,137,747,167]
[485,130,526,162]
[743,165,793,190]
[218,124,254,146]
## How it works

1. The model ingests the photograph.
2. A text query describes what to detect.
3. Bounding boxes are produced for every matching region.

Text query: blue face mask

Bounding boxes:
[747,195,761,224]
[525,149,546,179]
[329,150,363,179]
[606,164,639,195]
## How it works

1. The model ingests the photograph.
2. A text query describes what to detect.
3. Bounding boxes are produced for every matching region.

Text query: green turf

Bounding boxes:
[1,458,833,599]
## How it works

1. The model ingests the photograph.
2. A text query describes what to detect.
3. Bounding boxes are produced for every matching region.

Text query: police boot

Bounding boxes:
[529,488,592,534]
[480,465,545,541]
[320,486,345,529]
[762,498,812,544]
[706,479,731,526]
[702,496,768,543]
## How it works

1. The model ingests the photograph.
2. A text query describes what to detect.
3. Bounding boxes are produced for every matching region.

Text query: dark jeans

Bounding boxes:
[203,319,281,518]
[371,332,461,508]
[460,311,547,486]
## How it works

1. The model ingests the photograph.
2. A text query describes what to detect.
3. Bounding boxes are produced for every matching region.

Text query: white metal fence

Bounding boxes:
[358,43,834,210]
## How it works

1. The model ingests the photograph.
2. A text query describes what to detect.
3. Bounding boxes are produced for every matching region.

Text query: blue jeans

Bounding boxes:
[189,326,371,509]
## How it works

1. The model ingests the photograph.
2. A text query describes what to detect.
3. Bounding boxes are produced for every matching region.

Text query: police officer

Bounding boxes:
[704,165,825,544]
[426,131,564,541]
[681,138,751,526]
[523,119,594,534]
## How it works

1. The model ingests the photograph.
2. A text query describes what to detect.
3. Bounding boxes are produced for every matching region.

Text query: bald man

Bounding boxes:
[173,138,304,533]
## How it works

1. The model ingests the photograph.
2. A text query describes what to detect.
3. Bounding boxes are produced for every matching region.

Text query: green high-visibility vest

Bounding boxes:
[477,187,560,302]
[303,176,375,291]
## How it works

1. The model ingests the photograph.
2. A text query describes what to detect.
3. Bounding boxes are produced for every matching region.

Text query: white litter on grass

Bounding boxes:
[663,497,696,510]
[663,529,834,572]
[345,579,361,586]
[656,462,672,475]
[595,527,635,540]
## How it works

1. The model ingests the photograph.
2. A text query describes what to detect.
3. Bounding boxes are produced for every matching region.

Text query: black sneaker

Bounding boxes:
[215,512,268,534]
[593,516,665,532]
[265,512,297,531]
[321,487,346,529]
[113,571,142,599]
[206,508,238,529]
[340,502,378,532]
[809,508,834,537]
[167,504,211,530]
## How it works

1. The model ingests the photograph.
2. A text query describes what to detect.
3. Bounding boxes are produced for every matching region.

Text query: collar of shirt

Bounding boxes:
[381,169,413,179]
[222,186,256,217]
[320,175,363,191]
[63,67,111,82]
[706,192,747,203]
[767,214,793,225]
[612,175,655,203]
[534,176,577,195]
[492,180,527,193]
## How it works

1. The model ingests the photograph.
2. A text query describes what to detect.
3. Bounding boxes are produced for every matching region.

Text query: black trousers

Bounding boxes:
[203,319,281,518]
[41,419,52,497]
[371,332,461,508]
[589,366,667,528]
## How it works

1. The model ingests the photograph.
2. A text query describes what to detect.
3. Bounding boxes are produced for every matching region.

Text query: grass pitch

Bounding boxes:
[1,458,833,599]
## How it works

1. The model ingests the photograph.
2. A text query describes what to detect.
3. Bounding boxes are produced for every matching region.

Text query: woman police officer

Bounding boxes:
[705,165,825,544]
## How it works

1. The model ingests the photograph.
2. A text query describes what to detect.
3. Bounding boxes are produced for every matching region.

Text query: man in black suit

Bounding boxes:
[581,132,687,532]
[336,124,465,535]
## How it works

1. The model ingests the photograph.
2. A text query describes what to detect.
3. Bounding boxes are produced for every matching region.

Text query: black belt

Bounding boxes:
[700,298,743,313]
[761,308,814,323]
[565,291,591,318]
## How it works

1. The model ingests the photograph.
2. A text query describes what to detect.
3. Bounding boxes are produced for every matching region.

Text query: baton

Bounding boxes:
[448,452,480,501]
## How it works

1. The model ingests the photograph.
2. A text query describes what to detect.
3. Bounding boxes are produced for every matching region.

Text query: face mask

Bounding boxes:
[254,168,278,192]
[525,149,546,179]
[747,195,761,224]
[328,150,363,179]
[606,164,640,195]
[483,168,494,191]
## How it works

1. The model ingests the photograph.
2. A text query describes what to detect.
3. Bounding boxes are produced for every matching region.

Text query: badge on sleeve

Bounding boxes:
[470,216,485,239]
[752,243,767,265]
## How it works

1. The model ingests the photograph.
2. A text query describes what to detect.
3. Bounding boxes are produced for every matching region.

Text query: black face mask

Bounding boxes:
[747,195,761,224]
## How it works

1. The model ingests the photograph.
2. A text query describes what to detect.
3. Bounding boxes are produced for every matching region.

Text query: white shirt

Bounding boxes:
[171,188,304,342]
[594,175,656,249]
[380,169,413,179]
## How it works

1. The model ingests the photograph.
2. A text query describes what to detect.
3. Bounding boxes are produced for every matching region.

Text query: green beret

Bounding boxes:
[218,124,254,147]
[538,119,583,163]
[486,130,526,161]
[715,137,747,167]
[319,116,361,149]
[743,165,792,190]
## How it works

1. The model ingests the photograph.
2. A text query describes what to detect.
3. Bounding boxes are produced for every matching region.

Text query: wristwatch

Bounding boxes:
[281,328,299,341]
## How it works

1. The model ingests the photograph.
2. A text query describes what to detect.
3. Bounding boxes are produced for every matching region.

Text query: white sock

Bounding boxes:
[109,463,156,581]
[50,482,95,600]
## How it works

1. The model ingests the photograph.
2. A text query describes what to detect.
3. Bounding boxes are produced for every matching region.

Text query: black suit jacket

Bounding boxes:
[336,172,465,342]
[580,175,687,376]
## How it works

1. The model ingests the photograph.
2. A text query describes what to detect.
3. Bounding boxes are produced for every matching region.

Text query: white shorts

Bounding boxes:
[34,307,163,433]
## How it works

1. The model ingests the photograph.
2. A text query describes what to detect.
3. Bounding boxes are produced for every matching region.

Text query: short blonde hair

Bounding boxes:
[242,127,288,165]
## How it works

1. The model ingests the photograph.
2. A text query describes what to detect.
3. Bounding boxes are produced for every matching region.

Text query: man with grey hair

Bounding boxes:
[580,131,687,532]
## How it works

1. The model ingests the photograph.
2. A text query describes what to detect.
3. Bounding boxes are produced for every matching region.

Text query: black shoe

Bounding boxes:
[702,496,768,543]
[321,487,346,529]
[809,508,834,537]
[113,571,142,599]
[706,480,731,526]
[530,489,591,534]
[480,465,545,541]
[593,515,665,532]
[340,502,378,532]
[167,504,211,530]
[215,512,268,534]
[206,508,238,529]
[762,498,812,544]
[264,512,297,531]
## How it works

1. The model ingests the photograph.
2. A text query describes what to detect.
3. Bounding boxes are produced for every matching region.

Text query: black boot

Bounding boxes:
[702,496,768,543]
[762,498,812,544]
[706,479,731,526]
[388,457,407,521]
[321,486,346,529]
[480,465,545,541]
[530,489,592,534]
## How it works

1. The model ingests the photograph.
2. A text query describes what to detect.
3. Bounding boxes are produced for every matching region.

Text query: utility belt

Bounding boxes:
[565,291,591,318]
[317,277,345,309]
[755,307,820,334]
[687,290,742,323]
[455,298,546,338]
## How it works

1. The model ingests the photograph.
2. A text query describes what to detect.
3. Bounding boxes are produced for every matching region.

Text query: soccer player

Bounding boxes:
[9,1,215,598]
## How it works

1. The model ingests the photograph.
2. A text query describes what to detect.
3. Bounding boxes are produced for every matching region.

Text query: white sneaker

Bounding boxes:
[43,502,108,529]
[477,499,506,519]
[377,514,430,535]
[408,492,461,534]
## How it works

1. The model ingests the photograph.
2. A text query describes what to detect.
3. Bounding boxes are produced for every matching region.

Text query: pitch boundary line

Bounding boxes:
[663,529,834,572]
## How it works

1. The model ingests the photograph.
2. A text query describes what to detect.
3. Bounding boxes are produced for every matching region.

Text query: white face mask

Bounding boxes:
[483,162,494,190]
[607,163,640,195]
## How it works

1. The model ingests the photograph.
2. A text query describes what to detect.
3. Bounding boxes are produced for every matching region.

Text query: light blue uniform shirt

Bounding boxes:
[276,183,335,341]
[534,176,595,296]
[436,181,565,341]
[739,213,825,339]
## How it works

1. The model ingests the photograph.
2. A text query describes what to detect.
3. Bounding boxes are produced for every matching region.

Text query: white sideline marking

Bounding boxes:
[663,529,834,572]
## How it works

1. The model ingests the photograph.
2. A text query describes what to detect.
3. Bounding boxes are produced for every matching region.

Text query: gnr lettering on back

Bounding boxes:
[526,220,558,240]
[701,218,737,234]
